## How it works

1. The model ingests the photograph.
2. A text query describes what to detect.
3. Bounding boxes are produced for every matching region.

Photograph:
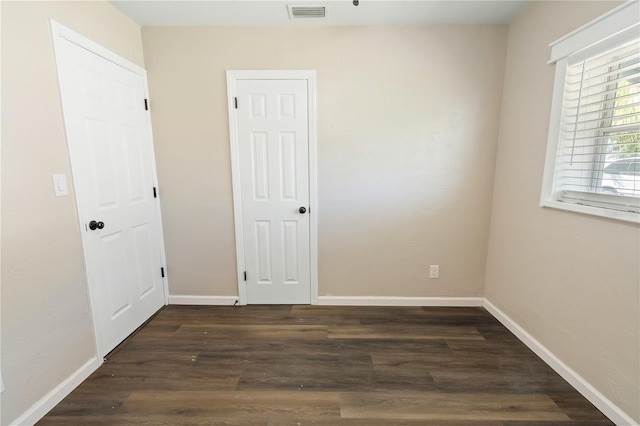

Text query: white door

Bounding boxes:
[235,79,311,304]
[54,32,166,355]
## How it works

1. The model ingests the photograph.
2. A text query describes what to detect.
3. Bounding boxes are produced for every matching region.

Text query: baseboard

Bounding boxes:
[168,295,238,305]
[483,299,637,426]
[10,356,101,426]
[317,296,484,306]
[168,295,484,307]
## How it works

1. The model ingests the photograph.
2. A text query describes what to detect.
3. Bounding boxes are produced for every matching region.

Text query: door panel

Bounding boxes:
[132,223,155,297]
[56,37,165,354]
[280,133,298,200]
[102,231,130,318]
[251,132,270,200]
[255,221,273,283]
[282,221,299,282]
[236,79,310,304]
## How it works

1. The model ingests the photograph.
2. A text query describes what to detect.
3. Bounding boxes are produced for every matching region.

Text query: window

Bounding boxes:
[541,1,640,223]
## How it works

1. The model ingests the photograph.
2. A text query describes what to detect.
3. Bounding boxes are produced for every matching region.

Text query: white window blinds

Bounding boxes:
[542,1,640,222]
[554,37,640,212]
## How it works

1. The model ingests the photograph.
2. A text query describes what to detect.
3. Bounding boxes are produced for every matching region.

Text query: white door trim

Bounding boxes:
[50,20,169,357]
[226,70,318,305]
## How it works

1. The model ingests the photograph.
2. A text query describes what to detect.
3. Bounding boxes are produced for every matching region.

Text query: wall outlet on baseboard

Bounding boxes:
[429,265,439,279]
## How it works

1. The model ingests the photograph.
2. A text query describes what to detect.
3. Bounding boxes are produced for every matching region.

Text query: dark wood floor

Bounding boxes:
[38,305,613,425]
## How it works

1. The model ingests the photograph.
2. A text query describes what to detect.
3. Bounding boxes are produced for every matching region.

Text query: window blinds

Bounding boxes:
[555,37,640,211]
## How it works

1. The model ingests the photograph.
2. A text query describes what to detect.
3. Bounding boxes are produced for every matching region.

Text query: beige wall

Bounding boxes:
[142,25,508,298]
[485,1,639,422]
[4,1,636,423]
[0,1,144,423]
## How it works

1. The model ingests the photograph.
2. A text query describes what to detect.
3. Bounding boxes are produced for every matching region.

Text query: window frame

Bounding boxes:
[540,1,640,223]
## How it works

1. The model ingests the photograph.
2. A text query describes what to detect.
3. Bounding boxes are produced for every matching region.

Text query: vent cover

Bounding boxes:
[287,5,326,19]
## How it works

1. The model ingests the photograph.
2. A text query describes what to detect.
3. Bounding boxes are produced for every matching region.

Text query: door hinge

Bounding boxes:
[153,187,157,198]
[161,267,165,278]
[144,99,149,111]
[243,271,247,281]
[234,97,238,109]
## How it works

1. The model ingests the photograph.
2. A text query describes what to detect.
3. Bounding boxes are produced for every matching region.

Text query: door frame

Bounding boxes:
[50,20,169,358]
[226,70,318,305]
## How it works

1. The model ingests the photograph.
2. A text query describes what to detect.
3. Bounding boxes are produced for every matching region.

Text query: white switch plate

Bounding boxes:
[52,174,69,196]
[429,265,439,279]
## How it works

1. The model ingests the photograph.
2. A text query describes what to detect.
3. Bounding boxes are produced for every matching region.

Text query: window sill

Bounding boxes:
[540,198,640,224]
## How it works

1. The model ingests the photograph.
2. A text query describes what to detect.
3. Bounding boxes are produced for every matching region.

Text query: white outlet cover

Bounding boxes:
[429,265,439,279]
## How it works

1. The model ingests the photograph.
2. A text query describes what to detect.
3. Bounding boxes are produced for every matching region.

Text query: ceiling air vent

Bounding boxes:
[287,5,326,19]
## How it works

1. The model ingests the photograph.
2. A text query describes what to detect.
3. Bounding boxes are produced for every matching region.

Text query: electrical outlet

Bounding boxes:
[429,265,439,279]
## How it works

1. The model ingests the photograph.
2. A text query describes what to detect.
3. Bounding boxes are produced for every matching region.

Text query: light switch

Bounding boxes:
[52,174,69,196]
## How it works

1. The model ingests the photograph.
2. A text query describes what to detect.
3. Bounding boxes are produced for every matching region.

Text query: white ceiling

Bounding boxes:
[109,0,532,26]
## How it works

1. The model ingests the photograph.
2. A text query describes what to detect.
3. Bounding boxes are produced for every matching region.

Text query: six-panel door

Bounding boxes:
[236,79,311,304]
[57,37,165,354]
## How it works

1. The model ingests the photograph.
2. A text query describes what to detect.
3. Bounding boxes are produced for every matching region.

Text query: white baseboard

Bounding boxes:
[317,296,484,307]
[168,295,238,305]
[483,299,637,426]
[168,295,484,307]
[10,356,101,426]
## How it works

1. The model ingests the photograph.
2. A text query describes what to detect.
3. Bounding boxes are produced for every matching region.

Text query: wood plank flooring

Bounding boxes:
[37,305,613,425]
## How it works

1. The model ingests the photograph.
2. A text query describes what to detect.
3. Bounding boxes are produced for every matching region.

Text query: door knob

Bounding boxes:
[298,207,307,214]
[89,220,105,230]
